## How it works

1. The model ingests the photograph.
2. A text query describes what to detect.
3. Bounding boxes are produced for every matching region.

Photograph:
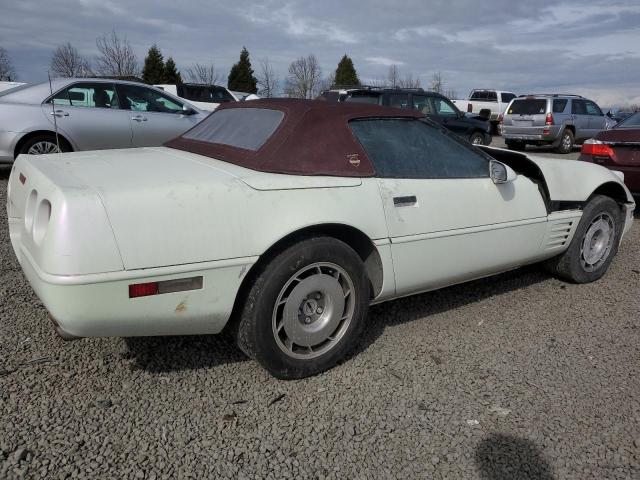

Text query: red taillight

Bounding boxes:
[545,113,554,125]
[129,282,159,298]
[467,103,473,113]
[581,140,616,159]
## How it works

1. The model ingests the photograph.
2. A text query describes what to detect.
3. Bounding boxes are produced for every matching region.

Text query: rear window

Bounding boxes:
[507,99,547,115]
[501,93,516,103]
[177,85,235,104]
[344,93,380,105]
[182,108,283,151]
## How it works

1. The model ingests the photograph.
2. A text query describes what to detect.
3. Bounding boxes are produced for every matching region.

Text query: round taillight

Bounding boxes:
[33,199,51,245]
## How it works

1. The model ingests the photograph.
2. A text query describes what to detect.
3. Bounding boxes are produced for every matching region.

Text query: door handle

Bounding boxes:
[131,115,147,122]
[393,195,417,207]
[50,110,69,117]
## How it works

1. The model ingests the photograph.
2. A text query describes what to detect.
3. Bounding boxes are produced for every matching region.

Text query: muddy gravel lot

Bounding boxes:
[1,165,639,479]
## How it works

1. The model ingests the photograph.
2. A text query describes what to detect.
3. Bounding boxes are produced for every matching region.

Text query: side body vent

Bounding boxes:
[543,211,582,251]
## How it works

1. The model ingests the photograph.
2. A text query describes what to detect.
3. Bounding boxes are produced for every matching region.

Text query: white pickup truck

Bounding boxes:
[453,89,517,128]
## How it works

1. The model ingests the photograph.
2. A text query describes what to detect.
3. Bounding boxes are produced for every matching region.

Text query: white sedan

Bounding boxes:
[7,99,635,379]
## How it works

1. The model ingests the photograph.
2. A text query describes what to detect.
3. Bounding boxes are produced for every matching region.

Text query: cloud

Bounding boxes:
[0,0,638,106]
[365,56,405,67]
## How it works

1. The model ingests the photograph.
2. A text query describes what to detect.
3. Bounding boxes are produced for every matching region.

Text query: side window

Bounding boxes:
[349,118,489,179]
[49,83,119,109]
[487,91,497,101]
[585,101,602,116]
[501,93,516,103]
[470,91,486,101]
[412,95,433,114]
[118,84,184,113]
[387,93,409,109]
[431,97,457,116]
[571,100,587,115]
[553,99,568,113]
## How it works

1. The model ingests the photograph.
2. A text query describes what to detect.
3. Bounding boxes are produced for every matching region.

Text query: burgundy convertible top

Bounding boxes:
[165,98,424,177]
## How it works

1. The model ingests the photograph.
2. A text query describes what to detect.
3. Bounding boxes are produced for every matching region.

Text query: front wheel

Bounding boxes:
[544,195,623,283]
[236,237,370,379]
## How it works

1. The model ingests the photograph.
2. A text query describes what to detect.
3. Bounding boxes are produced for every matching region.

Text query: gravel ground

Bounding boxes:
[1,165,639,479]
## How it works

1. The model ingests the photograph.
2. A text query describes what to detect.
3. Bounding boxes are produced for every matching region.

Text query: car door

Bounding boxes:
[571,100,590,142]
[116,83,202,147]
[349,118,548,296]
[428,96,469,136]
[585,100,606,137]
[44,82,133,151]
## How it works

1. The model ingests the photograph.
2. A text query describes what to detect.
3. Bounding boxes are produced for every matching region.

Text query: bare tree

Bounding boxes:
[318,72,335,93]
[285,55,322,99]
[430,71,443,94]
[256,58,279,97]
[0,47,16,81]
[398,72,421,89]
[95,30,138,77]
[185,63,220,85]
[387,64,399,88]
[50,42,92,77]
[444,88,457,100]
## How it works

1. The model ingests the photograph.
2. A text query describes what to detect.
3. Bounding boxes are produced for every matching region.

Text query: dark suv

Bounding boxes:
[320,87,492,145]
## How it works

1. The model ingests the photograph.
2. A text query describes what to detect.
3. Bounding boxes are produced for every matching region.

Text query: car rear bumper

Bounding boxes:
[16,245,257,338]
[502,125,561,142]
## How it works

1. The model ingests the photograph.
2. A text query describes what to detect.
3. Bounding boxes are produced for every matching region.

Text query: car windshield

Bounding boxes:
[615,112,640,128]
[181,108,284,151]
[507,99,547,115]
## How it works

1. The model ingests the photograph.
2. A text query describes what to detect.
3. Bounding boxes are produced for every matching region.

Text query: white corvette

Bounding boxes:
[7,99,635,378]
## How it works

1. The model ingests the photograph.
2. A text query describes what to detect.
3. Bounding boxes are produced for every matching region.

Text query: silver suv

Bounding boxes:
[501,94,614,154]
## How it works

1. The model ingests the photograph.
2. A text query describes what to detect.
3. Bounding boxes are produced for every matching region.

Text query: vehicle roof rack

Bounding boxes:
[328,84,425,92]
[517,93,584,98]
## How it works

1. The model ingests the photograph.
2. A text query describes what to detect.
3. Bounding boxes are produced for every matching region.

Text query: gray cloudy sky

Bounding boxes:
[2,0,639,106]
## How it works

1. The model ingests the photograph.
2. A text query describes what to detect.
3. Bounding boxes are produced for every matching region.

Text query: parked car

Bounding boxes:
[579,111,640,194]
[320,87,492,145]
[453,89,517,130]
[8,99,634,379]
[606,109,636,124]
[155,83,240,111]
[0,78,205,163]
[229,90,260,102]
[501,94,616,154]
[0,81,26,93]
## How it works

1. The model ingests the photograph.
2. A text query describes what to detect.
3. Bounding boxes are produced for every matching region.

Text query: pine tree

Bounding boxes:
[334,54,360,87]
[163,57,182,84]
[141,45,165,84]
[227,47,257,93]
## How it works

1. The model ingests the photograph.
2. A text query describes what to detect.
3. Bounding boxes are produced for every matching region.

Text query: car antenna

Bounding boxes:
[47,71,62,154]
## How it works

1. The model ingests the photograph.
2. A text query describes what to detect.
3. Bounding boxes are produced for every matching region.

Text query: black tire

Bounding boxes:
[469,132,486,146]
[236,237,370,379]
[544,195,623,283]
[506,140,525,151]
[18,134,69,157]
[555,129,574,154]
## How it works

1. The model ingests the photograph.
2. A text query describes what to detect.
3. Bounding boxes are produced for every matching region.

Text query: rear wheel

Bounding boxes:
[236,237,370,379]
[506,140,526,151]
[18,134,69,156]
[469,132,486,145]
[555,129,574,154]
[544,195,622,283]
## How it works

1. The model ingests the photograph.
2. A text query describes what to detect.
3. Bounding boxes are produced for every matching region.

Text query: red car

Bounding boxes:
[580,112,640,195]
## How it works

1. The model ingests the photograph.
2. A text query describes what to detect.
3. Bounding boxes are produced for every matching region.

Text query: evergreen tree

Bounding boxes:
[163,57,182,84]
[334,54,360,87]
[141,44,165,84]
[227,47,257,93]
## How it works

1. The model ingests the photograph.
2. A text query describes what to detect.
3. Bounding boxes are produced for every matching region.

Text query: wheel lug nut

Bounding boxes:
[316,307,323,314]
[304,317,312,324]
[315,294,321,300]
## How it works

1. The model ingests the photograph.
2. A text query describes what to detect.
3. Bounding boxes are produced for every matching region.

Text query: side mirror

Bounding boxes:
[490,160,517,184]
[181,106,198,116]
